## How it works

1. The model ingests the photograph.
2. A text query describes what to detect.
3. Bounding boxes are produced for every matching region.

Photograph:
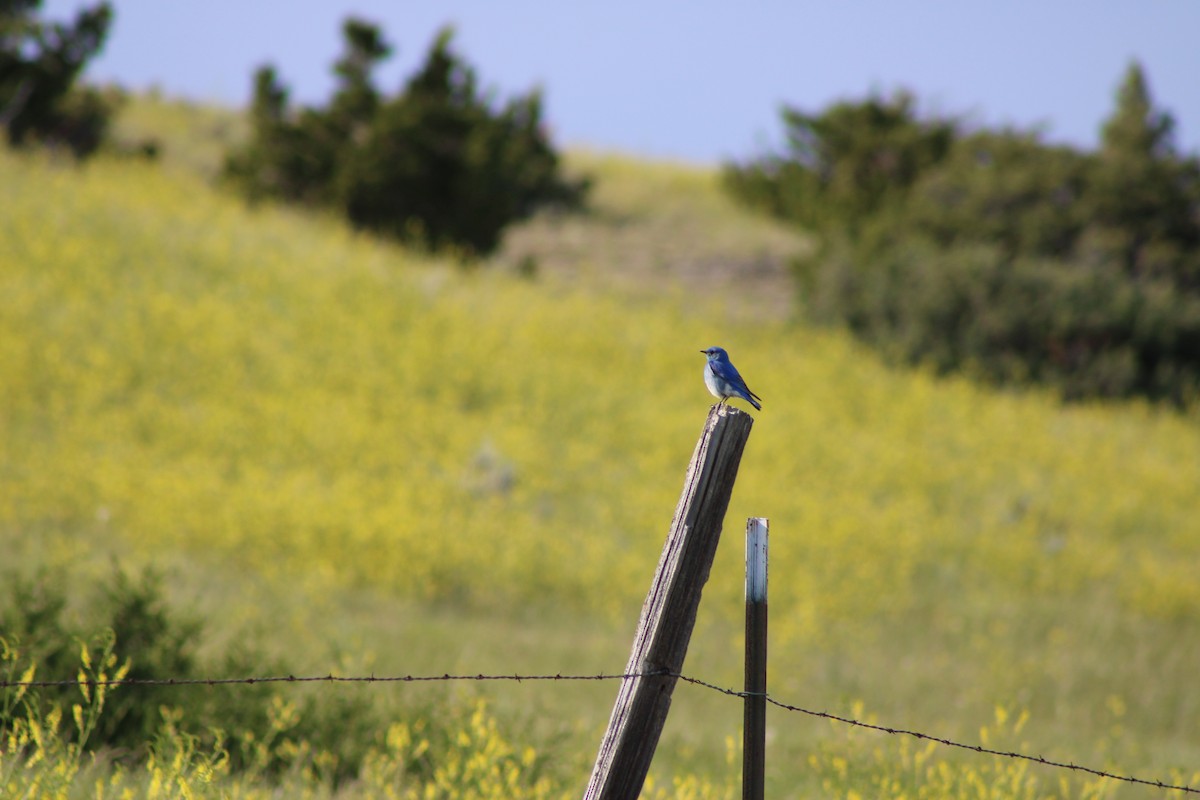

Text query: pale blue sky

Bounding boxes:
[45,0,1200,164]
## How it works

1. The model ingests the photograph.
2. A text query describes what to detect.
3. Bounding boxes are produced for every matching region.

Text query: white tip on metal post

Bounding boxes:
[746,517,768,602]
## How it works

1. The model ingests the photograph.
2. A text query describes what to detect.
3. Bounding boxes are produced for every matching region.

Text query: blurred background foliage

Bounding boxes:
[221,19,588,256]
[0,0,115,158]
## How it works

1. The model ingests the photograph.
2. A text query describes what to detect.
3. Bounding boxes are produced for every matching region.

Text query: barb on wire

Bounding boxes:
[2,668,1195,795]
[671,672,1200,796]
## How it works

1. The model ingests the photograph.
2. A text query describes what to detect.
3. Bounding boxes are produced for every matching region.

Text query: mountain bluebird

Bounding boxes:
[701,346,762,410]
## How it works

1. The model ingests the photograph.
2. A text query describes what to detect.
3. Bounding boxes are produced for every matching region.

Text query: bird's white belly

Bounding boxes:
[703,365,725,398]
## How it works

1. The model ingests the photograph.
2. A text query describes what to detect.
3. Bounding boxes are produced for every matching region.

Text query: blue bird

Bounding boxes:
[701,346,762,411]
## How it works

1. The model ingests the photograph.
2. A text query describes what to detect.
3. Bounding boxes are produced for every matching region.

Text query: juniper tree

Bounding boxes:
[0,0,114,157]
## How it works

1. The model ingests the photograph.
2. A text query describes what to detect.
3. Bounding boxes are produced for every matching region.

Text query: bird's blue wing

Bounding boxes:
[712,358,746,387]
[714,357,761,404]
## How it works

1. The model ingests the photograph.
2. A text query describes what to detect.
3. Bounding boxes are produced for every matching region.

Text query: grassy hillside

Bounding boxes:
[2,102,1200,797]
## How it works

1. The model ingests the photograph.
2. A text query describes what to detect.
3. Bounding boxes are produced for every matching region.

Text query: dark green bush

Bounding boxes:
[0,0,115,158]
[902,131,1091,260]
[724,91,956,235]
[726,63,1200,405]
[224,20,586,256]
[800,236,1200,402]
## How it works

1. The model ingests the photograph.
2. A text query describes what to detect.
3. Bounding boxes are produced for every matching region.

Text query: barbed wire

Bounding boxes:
[2,669,1196,794]
[672,673,1200,795]
[0,671,640,689]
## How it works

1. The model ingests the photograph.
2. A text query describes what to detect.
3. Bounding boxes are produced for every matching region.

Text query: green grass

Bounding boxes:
[107,88,248,178]
[2,97,1199,798]
[494,150,809,318]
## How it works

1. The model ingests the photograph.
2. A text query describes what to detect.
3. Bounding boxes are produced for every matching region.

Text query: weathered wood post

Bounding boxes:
[584,405,754,799]
[743,517,769,800]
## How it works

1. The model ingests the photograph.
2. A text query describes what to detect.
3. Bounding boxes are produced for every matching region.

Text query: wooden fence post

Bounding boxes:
[743,517,768,800]
[584,405,754,800]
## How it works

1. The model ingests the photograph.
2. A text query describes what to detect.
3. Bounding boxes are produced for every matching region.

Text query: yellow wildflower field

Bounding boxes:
[2,145,1198,797]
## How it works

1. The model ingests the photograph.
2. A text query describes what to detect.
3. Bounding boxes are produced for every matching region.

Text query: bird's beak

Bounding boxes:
[699,349,706,354]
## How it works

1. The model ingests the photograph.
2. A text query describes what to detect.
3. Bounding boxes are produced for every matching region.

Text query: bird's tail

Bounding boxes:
[747,393,762,411]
